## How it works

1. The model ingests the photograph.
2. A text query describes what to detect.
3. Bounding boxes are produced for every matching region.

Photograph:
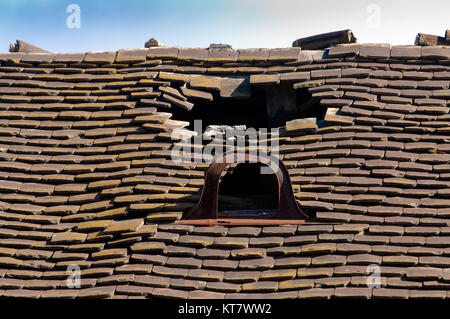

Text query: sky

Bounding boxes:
[0,0,448,53]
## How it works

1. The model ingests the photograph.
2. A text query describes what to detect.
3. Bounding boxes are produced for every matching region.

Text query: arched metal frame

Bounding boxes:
[182,151,309,221]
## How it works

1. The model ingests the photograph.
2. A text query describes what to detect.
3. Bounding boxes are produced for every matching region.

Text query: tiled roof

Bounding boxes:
[0,38,449,299]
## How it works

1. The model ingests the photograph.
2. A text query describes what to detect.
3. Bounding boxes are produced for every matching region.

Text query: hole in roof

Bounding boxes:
[169,83,325,130]
[170,87,269,129]
[217,162,279,218]
[296,88,327,120]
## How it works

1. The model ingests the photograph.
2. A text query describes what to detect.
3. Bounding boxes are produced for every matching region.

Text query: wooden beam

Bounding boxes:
[292,29,356,50]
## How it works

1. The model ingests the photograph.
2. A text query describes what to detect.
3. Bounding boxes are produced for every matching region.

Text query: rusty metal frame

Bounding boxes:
[182,150,309,221]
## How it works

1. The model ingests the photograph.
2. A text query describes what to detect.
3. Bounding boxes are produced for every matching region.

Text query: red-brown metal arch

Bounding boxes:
[183,151,308,220]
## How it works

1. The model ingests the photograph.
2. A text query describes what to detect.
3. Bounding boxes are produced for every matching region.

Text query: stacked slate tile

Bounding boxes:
[0,40,448,299]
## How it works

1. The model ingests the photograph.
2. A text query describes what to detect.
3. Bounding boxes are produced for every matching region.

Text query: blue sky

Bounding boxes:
[0,0,448,53]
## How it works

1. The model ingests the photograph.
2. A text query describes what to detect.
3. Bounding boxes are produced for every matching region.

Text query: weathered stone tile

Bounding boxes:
[312,254,346,267]
[115,284,153,296]
[213,237,248,249]
[334,287,372,298]
[250,74,280,85]
[237,49,269,62]
[347,254,382,265]
[188,290,225,299]
[134,274,170,288]
[242,281,278,293]
[282,235,317,247]
[230,248,266,259]
[391,45,421,59]
[41,289,79,299]
[178,48,208,61]
[165,257,202,269]
[115,49,148,63]
[165,245,196,257]
[315,277,350,288]
[333,265,368,276]
[336,243,371,254]
[84,51,116,64]
[249,237,283,248]
[418,256,450,267]
[227,227,261,237]
[275,257,311,268]
[297,288,334,299]
[91,248,127,260]
[297,267,333,278]
[78,286,116,298]
[405,267,442,280]
[276,278,314,291]
[223,271,260,283]
[103,219,143,234]
[2,289,42,298]
[151,287,189,299]
[50,232,86,244]
[409,289,446,299]
[192,226,228,236]
[202,259,239,271]
[238,257,275,270]
[205,281,241,293]
[255,268,295,281]
[151,265,188,278]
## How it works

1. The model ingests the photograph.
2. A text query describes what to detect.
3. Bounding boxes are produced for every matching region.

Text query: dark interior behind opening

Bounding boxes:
[170,88,269,130]
[296,88,327,120]
[170,85,326,131]
[218,163,279,217]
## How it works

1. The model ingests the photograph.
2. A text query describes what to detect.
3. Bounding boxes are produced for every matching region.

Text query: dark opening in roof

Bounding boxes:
[218,162,279,217]
[296,88,327,120]
[170,87,269,129]
[170,85,324,130]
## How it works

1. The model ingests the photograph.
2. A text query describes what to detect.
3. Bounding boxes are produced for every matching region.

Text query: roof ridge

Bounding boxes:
[0,44,448,64]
